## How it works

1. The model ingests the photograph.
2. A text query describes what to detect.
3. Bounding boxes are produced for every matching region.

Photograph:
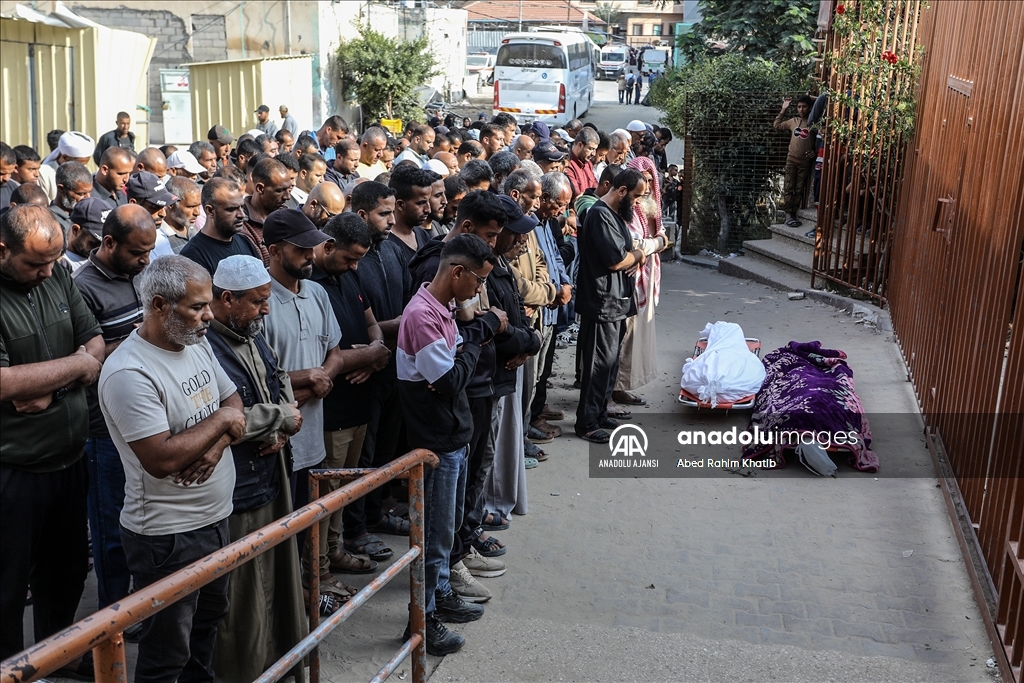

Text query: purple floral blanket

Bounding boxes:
[742,341,879,472]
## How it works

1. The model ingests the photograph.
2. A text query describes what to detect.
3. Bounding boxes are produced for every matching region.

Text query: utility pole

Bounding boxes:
[518,0,523,32]
[566,0,571,25]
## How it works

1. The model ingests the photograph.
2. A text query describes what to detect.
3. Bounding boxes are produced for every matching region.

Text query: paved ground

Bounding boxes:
[33,81,999,683]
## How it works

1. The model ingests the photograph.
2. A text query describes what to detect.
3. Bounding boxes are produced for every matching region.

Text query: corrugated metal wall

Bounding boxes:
[885,1,1024,680]
[1,19,79,154]
[189,55,313,142]
[1,17,154,161]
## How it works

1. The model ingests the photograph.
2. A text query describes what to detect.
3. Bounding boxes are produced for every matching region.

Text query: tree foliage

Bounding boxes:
[651,54,812,251]
[592,2,621,28]
[336,24,438,123]
[676,0,818,68]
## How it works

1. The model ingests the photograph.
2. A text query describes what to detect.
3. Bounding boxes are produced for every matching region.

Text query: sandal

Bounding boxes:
[576,428,611,444]
[329,550,379,574]
[606,406,632,419]
[304,588,345,616]
[539,405,565,421]
[785,217,802,227]
[344,533,394,561]
[525,457,539,469]
[368,512,410,536]
[471,535,507,557]
[481,512,510,531]
[533,447,549,462]
[318,573,359,600]
[612,390,647,406]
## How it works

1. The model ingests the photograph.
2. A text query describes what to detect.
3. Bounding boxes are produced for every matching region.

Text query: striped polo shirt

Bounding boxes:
[73,251,145,438]
[72,251,144,345]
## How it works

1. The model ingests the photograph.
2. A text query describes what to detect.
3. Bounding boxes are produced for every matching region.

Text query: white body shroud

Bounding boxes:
[680,322,766,408]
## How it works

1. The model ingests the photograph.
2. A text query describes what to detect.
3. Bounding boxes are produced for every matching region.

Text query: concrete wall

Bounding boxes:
[66,6,198,142]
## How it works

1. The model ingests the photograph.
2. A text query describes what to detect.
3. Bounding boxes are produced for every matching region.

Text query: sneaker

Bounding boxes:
[434,588,484,623]
[450,561,492,603]
[403,613,466,655]
[463,546,507,578]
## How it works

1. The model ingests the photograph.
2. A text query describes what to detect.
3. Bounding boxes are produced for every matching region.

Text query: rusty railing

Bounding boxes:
[0,449,439,683]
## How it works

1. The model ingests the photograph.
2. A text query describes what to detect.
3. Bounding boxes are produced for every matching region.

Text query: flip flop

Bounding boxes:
[368,512,410,536]
[606,407,632,419]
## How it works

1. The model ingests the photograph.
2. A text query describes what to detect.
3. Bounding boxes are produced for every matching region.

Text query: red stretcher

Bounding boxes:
[677,337,762,410]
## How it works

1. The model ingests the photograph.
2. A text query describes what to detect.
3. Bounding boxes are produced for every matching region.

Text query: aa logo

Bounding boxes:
[608,424,648,458]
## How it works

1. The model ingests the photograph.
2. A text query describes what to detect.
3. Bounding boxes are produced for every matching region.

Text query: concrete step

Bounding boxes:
[742,238,814,280]
[798,206,819,222]
[718,254,811,291]
[768,221,815,253]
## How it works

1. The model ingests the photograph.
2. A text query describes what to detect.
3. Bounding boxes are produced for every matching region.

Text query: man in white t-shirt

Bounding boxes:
[99,255,246,683]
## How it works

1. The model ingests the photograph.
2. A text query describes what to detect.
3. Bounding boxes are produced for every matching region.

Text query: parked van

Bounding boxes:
[598,44,628,80]
[643,48,670,75]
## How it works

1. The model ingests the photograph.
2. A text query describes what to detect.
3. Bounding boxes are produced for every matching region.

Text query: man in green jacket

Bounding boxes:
[0,205,104,671]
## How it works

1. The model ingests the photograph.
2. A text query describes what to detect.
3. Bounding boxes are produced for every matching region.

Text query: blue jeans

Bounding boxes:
[86,437,131,608]
[423,446,468,613]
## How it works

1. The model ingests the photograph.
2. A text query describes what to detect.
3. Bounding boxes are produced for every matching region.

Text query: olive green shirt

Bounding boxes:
[1,266,102,472]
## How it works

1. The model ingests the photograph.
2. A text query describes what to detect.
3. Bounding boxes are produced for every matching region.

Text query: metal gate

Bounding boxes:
[811,0,924,303]
[884,2,1024,681]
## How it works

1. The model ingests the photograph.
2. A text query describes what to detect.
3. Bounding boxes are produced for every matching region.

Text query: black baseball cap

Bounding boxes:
[127,172,177,207]
[263,208,332,248]
[255,104,270,114]
[532,141,567,163]
[69,197,112,238]
[497,195,539,234]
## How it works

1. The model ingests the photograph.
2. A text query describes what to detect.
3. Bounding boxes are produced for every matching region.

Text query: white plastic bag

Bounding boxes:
[680,322,766,407]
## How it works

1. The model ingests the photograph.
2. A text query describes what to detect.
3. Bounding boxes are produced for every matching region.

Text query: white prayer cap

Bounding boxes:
[166,150,206,174]
[425,158,450,177]
[626,120,647,132]
[43,131,96,164]
[213,255,271,291]
[246,129,266,139]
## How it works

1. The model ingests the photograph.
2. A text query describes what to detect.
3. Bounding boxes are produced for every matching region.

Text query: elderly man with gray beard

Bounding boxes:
[99,255,246,683]
[204,255,308,682]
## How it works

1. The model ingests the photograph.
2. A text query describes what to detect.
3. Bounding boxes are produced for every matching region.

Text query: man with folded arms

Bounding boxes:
[0,206,104,671]
[99,255,246,683]
[205,255,308,681]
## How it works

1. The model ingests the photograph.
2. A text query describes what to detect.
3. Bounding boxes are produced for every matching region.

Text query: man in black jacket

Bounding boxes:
[450,196,542,601]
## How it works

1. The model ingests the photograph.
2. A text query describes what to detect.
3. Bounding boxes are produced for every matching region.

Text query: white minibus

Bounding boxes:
[493,28,595,126]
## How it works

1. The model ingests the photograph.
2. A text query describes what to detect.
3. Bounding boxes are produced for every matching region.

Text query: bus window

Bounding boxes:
[497,43,567,69]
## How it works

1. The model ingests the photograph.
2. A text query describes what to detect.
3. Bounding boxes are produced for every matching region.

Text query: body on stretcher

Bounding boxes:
[678,338,762,409]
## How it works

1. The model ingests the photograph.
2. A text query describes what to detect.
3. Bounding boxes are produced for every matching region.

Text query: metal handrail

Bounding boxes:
[0,449,438,683]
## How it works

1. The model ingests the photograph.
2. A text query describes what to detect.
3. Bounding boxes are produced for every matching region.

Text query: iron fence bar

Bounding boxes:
[407,462,428,683]
[368,635,423,683]
[308,475,321,683]
[255,546,421,683]
[0,449,438,683]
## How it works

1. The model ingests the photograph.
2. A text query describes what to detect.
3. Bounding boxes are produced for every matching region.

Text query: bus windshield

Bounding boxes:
[497,43,567,69]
